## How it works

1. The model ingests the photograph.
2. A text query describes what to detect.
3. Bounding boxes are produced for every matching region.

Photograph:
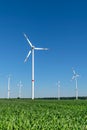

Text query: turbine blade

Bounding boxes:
[24,33,33,47]
[72,68,76,75]
[35,47,48,50]
[73,70,76,74]
[72,76,75,80]
[24,50,31,62]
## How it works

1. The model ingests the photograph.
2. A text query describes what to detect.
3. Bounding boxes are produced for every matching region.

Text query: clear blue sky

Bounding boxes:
[0,0,87,98]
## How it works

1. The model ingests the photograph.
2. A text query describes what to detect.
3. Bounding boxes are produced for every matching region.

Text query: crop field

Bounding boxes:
[0,99,87,130]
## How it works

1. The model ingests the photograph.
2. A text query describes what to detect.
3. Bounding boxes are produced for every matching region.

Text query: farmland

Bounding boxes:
[0,99,87,129]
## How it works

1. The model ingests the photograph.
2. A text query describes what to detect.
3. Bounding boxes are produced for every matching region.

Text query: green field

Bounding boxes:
[0,99,87,130]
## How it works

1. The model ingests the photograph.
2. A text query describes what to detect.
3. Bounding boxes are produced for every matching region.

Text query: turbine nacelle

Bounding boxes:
[32,46,35,49]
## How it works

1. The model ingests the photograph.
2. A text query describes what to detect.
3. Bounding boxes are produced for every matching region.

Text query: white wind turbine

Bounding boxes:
[57,81,60,100]
[58,81,60,100]
[17,81,23,98]
[24,33,48,100]
[8,75,11,99]
[72,68,79,100]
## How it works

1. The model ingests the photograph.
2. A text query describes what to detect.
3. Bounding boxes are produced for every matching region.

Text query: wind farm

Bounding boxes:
[0,1,86,100]
[0,0,87,129]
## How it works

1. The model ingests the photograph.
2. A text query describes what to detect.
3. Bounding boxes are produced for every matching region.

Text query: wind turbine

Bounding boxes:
[24,33,48,100]
[72,68,79,100]
[57,81,60,100]
[8,77,10,99]
[17,81,23,98]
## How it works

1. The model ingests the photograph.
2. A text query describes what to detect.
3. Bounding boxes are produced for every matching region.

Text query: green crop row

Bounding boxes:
[0,99,87,129]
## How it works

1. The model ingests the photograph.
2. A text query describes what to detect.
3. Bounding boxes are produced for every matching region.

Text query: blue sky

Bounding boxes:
[0,0,87,98]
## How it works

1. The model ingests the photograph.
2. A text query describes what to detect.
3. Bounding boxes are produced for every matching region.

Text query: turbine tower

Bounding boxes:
[8,75,11,99]
[17,81,23,98]
[72,68,79,100]
[24,33,48,100]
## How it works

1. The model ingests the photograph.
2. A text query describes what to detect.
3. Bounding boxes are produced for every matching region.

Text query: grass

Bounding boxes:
[0,99,87,129]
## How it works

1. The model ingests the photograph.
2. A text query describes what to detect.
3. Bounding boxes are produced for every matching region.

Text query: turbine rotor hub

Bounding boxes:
[32,46,35,49]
